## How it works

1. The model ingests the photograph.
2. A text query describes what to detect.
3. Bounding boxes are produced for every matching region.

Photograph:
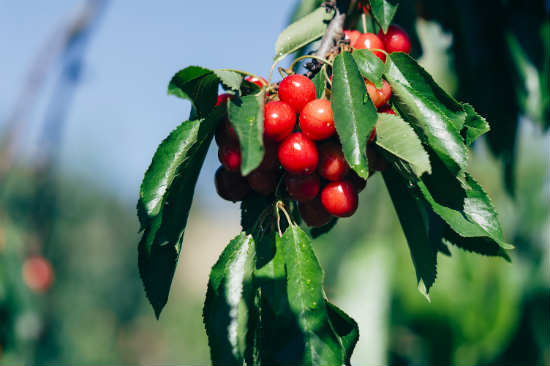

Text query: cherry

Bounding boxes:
[344,30,361,48]
[299,198,333,227]
[368,127,377,143]
[215,167,250,202]
[278,132,319,175]
[278,74,316,113]
[299,99,336,141]
[215,119,238,145]
[367,145,388,174]
[247,169,277,196]
[318,141,349,181]
[22,256,54,292]
[321,181,358,217]
[285,173,321,202]
[365,79,392,108]
[218,143,241,172]
[216,93,233,107]
[378,25,411,54]
[264,101,296,142]
[257,139,280,171]
[355,33,386,61]
[346,170,367,192]
[245,75,267,88]
[378,104,396,114]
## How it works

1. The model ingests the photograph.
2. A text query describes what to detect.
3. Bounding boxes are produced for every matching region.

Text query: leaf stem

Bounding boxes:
[361,13,368,33]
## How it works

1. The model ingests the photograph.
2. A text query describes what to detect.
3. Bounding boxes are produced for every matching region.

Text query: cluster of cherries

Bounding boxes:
[214,24,411,228]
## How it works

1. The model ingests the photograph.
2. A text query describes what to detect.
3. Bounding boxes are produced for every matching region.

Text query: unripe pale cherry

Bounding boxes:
[278,74,316,113]
[378,25,411,54]
[278,132,319,175]
[285,173,321,202]
[366,79,392,108]
[299,198,333,227]
[245,75,268,88]
[218,143,241,172]
[318,141,349,181]
[299,99,336,141]
[355,33,386,61]
[264,101,296,142]
[247,169,277,196]
[344,30,361,48]
[321,181,359,217]
[215,167,250,202]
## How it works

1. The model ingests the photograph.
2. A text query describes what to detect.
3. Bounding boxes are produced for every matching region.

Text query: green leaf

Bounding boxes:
[369,0,399,33]
[312,69,327,99]
[352,49,385,88]
[274,7,335,64]
[383,166,439,298]
[203,233,256,366]
[384,53,466,131]
[461,103,490,146]
[280,225,345,365]
[332,52,378,179]
[375,113,431,177]
[388,81,469,175]
[137,108,223,317]
[214,69,243,91]
[228,93,265,175]
[326,302,359,366]
[168,66,219,117]
[289,0,324,23]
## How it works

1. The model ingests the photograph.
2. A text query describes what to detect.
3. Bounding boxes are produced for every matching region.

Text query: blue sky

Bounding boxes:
[0,0,297,208]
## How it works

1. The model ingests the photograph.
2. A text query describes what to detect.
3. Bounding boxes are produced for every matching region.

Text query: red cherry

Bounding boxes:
[264,101,296,142]
[218,143,241,172]
[378,104,396,114]
[257,139,280,171]
[278,132,319,175]
[245,75,267,88]
[355,33,386,61]
[378,25,411,54]
[344,30,361,48]
[216,93,233,107]
[215,119,239,146]
[247,169,277,196]
[318,141,349,181]
[299,99,336,141]
[299,198,333,227]
[285,174,321,202]
[321,181,358,217]
[365,79,392,108]
[346,170,367,192]
[368,126,377,144]
[22,256,54,293]
[215,167,250,202]
[278,74,316,113]
[366,145,388,174]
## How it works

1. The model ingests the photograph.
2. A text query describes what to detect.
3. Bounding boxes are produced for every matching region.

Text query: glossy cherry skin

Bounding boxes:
[247,169,277,196]
[22,256,54,293]
[215,167,250,202]
[264,101,296,142]
[355,33,386,61]
[299,198,333,227]
[215,119,239,146]
[299,99,336,141]
[278,132,319,175]
[257,139,280,171]
[366,79,392,108]
[216,93,233,107]
[245,75,268,88]
[218,143,241,172]
[378,25,411,54]
[378,104,396,114]
[344,30,361,48]
[321,181,358,217]
[285,173,321,202]
[278,74,316,113]
[318,141,349,181]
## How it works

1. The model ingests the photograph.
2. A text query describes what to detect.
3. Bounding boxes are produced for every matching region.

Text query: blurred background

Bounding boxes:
[0,0,548,364]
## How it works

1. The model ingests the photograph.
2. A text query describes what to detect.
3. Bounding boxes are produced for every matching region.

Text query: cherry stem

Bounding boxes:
[361,13,368,33]
[276,201,294,236]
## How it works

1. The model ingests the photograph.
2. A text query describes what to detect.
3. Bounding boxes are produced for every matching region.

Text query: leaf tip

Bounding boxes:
[418,280,431,302]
